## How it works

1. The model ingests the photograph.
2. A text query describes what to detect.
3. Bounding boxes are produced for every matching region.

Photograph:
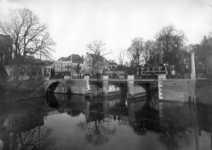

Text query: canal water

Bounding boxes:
[0,88,212,150]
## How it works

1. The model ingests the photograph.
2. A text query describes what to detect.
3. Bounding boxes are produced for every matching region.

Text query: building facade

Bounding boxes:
[51,54,83,77]
[82,52,109,75]
[0,34,13,80]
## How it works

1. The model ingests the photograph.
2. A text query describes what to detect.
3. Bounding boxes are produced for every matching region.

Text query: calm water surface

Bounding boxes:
[0,89,212,150]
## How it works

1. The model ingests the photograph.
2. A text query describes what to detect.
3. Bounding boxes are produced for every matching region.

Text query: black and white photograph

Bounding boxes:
[0,0,212,149]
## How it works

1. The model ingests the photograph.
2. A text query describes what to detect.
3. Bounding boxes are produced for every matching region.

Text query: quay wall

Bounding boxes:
[196,79,212,105]
[61,79,86,94]
[159,79,196,102]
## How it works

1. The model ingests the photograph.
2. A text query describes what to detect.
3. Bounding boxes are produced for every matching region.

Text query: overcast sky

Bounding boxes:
[0,0,212,61]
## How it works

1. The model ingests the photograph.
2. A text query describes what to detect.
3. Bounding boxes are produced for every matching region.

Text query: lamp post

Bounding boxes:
[204,36,208,75]
[159,42,164,64]
[39,49,42,77]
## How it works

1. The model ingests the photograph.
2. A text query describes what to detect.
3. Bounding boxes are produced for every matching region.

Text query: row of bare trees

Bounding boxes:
[1,8,210,78]
[125,25,188,73]
[125,25,212,76]
[84,25,190,74]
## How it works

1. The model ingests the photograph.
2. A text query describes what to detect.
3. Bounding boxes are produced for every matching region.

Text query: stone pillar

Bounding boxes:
[84,75,89,80]
[84,76,90,92]
[102,75,109,96]
[191,52,196,80]
[64,76,72,80]
[127,75,134,96]
[158,74,166,80]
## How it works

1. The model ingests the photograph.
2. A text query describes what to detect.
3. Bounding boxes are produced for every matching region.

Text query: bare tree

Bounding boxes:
[83,40,110,75]
[127,37,144,67]
[155,25,185,64]
[86,40,110,64]
[143,40,157,64]
[87,41,106,55]
[117,49,126,65]
[155,25,186,72]
[0,8,55,59]
[0,8,55,79]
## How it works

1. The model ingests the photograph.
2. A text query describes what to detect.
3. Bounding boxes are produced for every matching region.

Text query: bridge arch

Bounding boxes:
[46,92,66,108]
[46,80,67,94]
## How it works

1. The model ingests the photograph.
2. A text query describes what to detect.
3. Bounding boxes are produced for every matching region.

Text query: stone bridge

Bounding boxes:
[46,74,196,103]
[46,77,86,95]
[46,75,160,98]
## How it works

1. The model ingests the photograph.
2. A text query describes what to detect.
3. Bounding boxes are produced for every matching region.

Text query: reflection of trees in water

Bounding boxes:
[132,97,193,150]
[132,119,193,150]
[146,88,159,110]
[0,105,56,150]
[8,126,56,150]
[77,111,116,146]
[157,124,193,150]
[109,101,128,116]
[131,103,160,136]
[196,103,212,135]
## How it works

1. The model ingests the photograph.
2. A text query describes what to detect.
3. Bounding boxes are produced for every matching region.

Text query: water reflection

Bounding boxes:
[7,126,56,150]
[77,112,116,146]
[0,99,56,150]
[157,124,193,150]
[1,88,212,149]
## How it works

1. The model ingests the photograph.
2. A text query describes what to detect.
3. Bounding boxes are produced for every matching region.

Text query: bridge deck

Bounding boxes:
[49,78,193,84]
[88,78,193,83]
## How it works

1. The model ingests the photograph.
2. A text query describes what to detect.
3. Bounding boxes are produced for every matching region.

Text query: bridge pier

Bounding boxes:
[127,75,134,97]
[102,75,109,96]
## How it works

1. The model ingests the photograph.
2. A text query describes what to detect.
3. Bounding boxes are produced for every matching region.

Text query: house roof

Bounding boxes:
[87,53,106,62]
[58,54,83,63]
[67,54,83,63]
[58,57,67,61]
[108,62,117,66]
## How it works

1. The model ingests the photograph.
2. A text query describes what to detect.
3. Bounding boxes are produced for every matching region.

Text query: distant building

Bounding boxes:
[18,57,52,80]
[52,54,83,76]
[82,52,109,75]
[108,61,117,70]
[66,54,83,66]
[0,34,13,80]
[0,34,12,64]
